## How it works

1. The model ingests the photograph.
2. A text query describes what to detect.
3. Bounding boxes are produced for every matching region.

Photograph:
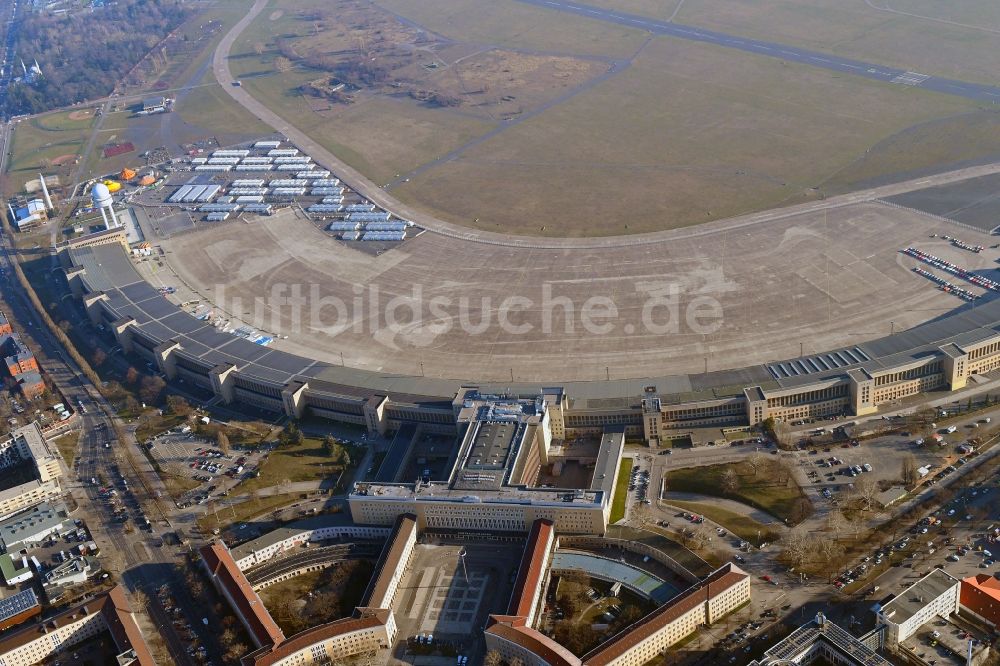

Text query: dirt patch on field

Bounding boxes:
[409,49,606,121]
[67,110,93,121]
[284,0,607,119]
[269,9,283,20]
[51,154,78,166]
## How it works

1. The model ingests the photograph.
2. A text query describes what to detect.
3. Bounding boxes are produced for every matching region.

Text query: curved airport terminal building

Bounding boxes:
[61,230,1000,451]
[60,230,1000,536]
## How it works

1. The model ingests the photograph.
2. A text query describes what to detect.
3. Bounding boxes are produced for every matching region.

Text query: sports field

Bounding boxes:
[5,111,93,194]
[223,0,1000,236]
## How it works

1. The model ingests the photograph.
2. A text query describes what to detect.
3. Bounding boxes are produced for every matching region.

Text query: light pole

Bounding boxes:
[459,547,469,584]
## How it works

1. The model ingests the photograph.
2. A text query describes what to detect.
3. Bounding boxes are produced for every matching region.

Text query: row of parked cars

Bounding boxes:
[158,584,211,664]
[631,464,651,505]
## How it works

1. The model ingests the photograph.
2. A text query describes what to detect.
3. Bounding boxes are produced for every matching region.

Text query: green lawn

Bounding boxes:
[609,458,633,523]
[174,75,269,137]
[666,499,782,543]
[33,109,98,132]
[664,459,813,525]
[197,493,300,532]
[52,432,80,464]
[239,437,346,492]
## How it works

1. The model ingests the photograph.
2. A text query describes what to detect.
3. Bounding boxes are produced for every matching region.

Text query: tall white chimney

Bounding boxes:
[38,173,52,210]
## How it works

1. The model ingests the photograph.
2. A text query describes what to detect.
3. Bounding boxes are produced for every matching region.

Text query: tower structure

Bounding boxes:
[91,183,119,229]
[38,174,52,210]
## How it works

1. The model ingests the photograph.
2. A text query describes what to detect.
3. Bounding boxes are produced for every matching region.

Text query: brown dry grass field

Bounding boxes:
[394,38,975,236]
[226,0,1000,236]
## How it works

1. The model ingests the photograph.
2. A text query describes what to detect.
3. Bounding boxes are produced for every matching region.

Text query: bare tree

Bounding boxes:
[721,468,740,495]
[768,458,791,485]
[847,510,867,538]
[780,528,811,567]
[484,651,503,666]
[816,536,843,564]
[854,475,880,511]
[216,431,230,454]
[746,450,766,476]
[631,502,652,528]
[826,509,847,536]
[223,641,249,663]
[688,525,711,550]
[773,420,794,449]
[273,56,293,73]
[901,453,918,486]
[788,497,814,525]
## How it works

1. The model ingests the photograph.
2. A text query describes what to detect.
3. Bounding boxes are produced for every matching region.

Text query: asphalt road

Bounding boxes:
[0,167,204,661]
[514,0,1000,103]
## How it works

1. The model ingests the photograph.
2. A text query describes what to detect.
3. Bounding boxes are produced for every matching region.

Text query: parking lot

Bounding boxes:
[827,472,1000,598]
[788,424,981,509]
[390,542,520,664]
[630,460,652,508]
[146,430,265,506]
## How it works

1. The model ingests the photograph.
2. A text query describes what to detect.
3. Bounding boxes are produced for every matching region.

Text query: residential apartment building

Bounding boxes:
[0,423,62,520]
[0,586,153,666]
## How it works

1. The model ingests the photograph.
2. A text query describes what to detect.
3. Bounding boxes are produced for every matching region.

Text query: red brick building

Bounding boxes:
[0,335,38,377]
[16,372,45,400]
[961,575,1000,628]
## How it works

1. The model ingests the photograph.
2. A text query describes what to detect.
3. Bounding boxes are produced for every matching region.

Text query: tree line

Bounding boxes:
[4,0,191,115]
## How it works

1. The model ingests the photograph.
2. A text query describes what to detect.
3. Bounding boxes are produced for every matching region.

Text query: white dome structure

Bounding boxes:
[91,182,112,207]
[91,182,119,229]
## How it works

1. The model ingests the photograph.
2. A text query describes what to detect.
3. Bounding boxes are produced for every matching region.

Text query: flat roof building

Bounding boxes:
[350,390,623,535]
[0,501,69,553]
[875,568,960,644]
[0,423,62,521]
[0,554,31,585]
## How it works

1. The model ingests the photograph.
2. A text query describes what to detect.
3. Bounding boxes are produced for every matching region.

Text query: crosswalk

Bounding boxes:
[892,71,931,86]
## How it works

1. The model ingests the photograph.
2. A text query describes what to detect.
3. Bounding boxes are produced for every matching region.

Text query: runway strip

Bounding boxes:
[517,0,1000,103]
